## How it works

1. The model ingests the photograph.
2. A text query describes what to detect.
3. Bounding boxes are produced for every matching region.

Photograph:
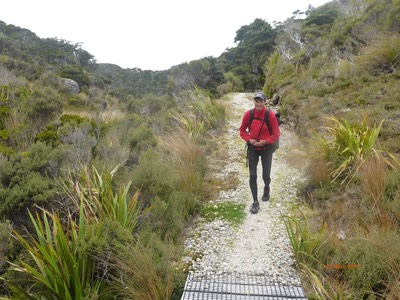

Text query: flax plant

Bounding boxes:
[283,210,340,299]
[9,207,99,299]
[61,164,145,232]
[310,115,398,185]
[283,209,332,264]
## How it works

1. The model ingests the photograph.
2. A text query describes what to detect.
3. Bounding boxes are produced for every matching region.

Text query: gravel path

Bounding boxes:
[182,93,306,287]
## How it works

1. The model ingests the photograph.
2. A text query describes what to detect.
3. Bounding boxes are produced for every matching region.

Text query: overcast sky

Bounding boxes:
[1,0,329,71]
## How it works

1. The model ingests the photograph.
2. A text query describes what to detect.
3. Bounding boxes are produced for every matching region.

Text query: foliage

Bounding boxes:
[35,125,59,147]
[355,33,400,75]
[0,142,57,218]
[167,57,224,95]
[1,1,400,297]
[283,208,332,266]
[0,220,13,269]
[283,209,341,300]
[220,18,276,91]
[308,114,397,185]
[61,164,146,232]
[126,122,156,152]
[8,208,101,299]
[109,240,176,300]
[58,65,90,87]
[172,87,226,139]
[304,3,339,28]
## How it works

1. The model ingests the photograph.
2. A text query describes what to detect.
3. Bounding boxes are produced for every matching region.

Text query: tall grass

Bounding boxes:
[171,113,206,141]
[109,241,175,300]
[360,155,386,212]
[172,87,225,140]
[159,127,206,195]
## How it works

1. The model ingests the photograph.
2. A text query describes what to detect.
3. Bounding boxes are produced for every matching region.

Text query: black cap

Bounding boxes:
[253,92,266,101]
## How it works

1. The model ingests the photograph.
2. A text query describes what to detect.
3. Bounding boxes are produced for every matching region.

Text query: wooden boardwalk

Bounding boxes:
[181,273,308,299]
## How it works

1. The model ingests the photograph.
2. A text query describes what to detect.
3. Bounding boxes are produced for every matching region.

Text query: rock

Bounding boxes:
[60,78,80,94]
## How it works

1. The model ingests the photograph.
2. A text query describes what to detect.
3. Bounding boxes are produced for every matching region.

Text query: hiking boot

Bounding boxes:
[262,189,270,202]
[250,201,259,214]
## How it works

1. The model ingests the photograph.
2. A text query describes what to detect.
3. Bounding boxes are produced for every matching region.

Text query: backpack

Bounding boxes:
[249,108,280,152]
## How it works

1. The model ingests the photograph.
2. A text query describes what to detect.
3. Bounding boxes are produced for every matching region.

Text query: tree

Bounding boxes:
[223,18,277,90]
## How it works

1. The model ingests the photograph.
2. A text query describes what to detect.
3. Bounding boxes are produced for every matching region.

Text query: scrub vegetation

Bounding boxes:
[0,0,399,298]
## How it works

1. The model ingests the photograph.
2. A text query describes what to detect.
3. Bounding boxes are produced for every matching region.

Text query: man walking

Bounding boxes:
[239,92,280,214]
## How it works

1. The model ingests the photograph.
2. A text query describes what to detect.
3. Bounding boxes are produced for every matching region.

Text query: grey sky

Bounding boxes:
[1,0,329,70]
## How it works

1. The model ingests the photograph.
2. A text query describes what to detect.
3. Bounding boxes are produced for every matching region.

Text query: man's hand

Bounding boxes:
[249,139,258,146]
[254,139,267,147]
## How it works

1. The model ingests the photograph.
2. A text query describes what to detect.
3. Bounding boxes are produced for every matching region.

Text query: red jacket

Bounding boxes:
[239,107,280,145]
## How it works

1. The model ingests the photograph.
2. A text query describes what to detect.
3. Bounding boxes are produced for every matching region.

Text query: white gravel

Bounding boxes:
[181,93,306,286]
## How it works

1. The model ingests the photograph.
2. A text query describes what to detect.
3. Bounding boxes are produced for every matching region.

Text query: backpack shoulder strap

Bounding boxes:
[249,108,254,126]
[264,108,273,134]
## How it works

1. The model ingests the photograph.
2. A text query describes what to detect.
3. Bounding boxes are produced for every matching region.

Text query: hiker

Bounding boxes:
[239,92,280,214]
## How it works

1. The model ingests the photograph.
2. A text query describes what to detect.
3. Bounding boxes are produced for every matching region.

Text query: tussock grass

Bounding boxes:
[172,87,226,140]
[110,241,175,300]
[360,155,385,210]
[355,33,400,75]
[283,208,345,299]
[159,127,206,196]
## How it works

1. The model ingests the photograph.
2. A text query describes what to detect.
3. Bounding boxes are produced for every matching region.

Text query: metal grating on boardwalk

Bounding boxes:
[181,273,308,300]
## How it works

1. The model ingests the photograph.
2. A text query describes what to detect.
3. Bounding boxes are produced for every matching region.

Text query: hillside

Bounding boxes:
[0,0,399,298]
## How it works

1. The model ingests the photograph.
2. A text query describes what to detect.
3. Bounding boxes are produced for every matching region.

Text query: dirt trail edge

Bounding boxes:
[181,93,306,288]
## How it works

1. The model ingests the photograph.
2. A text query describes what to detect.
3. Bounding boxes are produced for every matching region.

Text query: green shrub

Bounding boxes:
[0,143,14,157]
[35,125,59,146]
[58,64,89,87]
[0,172,55,215]
[20,87,63,126]
[0,130,9,140]
[132,149,180,199]
[0,107,10,130]
[0,143,57,217]
[60,114,95,131]
[132,148,204,239]
[126,123,156,151]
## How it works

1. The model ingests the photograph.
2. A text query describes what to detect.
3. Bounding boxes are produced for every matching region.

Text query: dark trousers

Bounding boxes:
[247,146,273,202]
